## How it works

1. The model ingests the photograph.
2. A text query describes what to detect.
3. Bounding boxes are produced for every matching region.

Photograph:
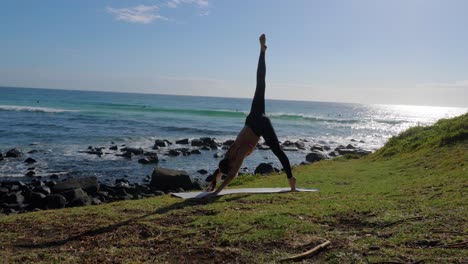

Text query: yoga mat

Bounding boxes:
[171,187,318,199]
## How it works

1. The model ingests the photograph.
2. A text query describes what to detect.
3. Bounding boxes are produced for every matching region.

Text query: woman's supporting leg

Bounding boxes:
[249,50,266,116]
[261,117,293,179]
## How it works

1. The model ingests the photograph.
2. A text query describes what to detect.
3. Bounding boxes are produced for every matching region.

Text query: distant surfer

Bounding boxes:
[205,34,296,197]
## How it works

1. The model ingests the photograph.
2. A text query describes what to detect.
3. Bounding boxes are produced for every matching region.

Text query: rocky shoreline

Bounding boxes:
[0,137,372,215]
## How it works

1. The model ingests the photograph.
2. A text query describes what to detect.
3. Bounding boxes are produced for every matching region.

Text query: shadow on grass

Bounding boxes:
[16,195,248,249]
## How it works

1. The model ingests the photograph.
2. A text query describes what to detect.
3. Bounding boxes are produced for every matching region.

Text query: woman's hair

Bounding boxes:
[218,158,231,174]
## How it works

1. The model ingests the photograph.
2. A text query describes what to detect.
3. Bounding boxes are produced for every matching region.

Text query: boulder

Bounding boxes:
[305,151,329,163]
[126,147,144,155]
[190,149,201,154]
[213,152,224,158]
[254,163,275,175]
[167,149,181,156]
[109,145,118,150]
[33,186,51,195]
[6,192,24,204]
[258,144,270,150]
[6,148,22,158]
[328,151,338,157]
[149,167,195,191]
[346,144,356,149]
[295,141,306,149]
[201,146,211,151]
[197,169,208,175]
[29,192,47,208]
[282,140,296,147]
[62,188,92,207]
[311,145,324,151]
[52,176,99,194]
[176,139,189,145]
[138,155,159,164]
[154,140,168,148]
[27,150,38,154]
[46,194,67,209]
[222,139,235,146]
[191,139,204,147]
[24,157,37,164]
[25,171,36,177]
[122,151,133,159]
[335,148,357,155]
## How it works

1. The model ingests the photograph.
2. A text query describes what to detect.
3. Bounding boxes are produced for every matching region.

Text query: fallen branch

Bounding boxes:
[380,216,423,228]
[280,240,331,262]
[437,241,468,249]
[224,226,254,235]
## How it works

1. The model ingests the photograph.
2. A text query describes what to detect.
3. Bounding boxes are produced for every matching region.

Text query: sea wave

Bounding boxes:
[0,105,75,113]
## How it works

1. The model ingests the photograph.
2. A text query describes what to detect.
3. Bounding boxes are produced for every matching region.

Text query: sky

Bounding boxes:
[1,0,467,107]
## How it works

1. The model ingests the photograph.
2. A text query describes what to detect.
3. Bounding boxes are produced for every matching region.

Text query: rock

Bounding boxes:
[25,171,36,177]
[62,188,92,207]
[144,151,157,156]
[254,163,274,175]
[149,167,195,191]
[335,148,356,155]
[29,192,47,208]
[153,190,165,196]
[138,155,159,164]
[91,198,102,205]
[120,151,133,159]
[24,157,37,164]
[190,149,201,154]
[282,140,296,147]
[191,139,204,147]
[258,144,270,150]
[197,169,208,175]
[6,192,24,204]
[85,150,103,156]
[33,186,51,195]
[323,145,331,151]
[27,150,38,154]
[351,139,357,142]
[335,145,346,151]
[222,139,235,146]
[126,147,144,155]
[328,151,338,157]
[46,194,67,209]
[305,151,329,163]
[311,145,324,151]
[359,140,365,143]
[27,167,35,171]
[346,144,356,149]
[201,146,211,151]
[167,149,181,156]
[176,139,189,145]
[356,149,372,156]
[295,141,306,149]
[109,145,118,150]
[154,139,168,148]
[6,148,22,158]
[213,152,224,158]
[53,176,99,194]
[0,187,9,197]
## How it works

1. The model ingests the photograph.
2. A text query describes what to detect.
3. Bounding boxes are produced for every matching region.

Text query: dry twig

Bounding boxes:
[280,240,331,262]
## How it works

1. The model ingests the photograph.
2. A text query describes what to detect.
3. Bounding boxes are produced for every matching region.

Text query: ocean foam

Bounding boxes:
[0,105,76,113]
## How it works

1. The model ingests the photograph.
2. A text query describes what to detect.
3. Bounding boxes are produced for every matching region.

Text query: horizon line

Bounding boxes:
[0,85,466,109]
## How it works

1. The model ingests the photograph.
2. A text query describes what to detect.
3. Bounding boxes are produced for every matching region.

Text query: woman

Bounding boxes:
[205,34,296,197]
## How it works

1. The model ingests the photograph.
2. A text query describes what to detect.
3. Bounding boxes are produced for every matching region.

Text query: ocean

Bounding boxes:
[0,87,466,183]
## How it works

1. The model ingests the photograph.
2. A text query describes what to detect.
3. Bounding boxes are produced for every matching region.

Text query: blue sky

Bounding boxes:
[1,0,467,107]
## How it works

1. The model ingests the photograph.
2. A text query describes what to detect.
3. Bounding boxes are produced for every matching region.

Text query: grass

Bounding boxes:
[0,114,467,263]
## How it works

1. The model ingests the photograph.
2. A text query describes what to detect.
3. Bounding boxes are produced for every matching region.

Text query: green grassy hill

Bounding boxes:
[1,114,467,263]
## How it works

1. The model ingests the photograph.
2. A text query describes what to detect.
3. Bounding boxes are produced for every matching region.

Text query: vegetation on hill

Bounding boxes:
[0,114,466,263]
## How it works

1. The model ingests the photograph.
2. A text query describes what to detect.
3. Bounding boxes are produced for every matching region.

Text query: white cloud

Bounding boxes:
[107,5,168,24]
[167,0,209,9]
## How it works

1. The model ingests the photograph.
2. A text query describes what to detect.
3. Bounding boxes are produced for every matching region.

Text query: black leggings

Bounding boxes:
[245,51,293,179]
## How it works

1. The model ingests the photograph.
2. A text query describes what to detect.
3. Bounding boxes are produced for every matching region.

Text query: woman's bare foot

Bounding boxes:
[259,34,267,52]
